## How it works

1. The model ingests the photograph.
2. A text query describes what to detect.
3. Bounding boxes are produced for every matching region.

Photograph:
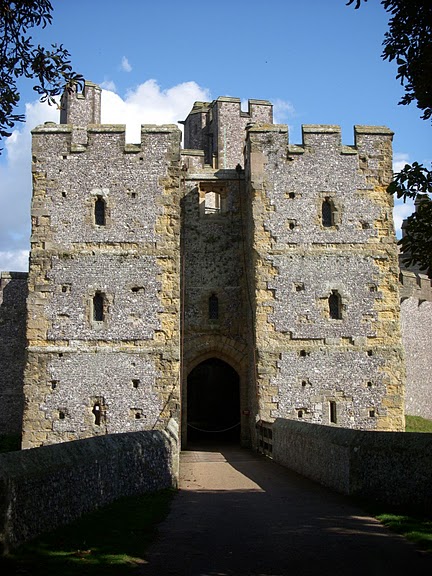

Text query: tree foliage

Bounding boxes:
[347,0,432,275]
[0,0,83,149]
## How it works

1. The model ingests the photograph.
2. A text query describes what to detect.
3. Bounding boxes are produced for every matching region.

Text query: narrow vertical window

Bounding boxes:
[93,292,104,322]
[209,294,219,320]
[329,401,337,424]
[329,290,342,320]
[94,196,106,226]
[322,197,334,227]
[92,402,101,426]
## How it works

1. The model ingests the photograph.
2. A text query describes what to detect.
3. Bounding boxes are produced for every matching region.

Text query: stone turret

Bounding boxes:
[183,96,272,168]
[60,80,102,126]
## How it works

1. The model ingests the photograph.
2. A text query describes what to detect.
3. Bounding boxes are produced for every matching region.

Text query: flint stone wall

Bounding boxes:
[401,297,432,419]
[0,272,28,434]
[0,424,178,554]
[272,418,432,513]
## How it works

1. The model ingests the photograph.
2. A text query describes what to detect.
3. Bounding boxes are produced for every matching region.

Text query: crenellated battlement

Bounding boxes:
[32,122,181,155]
[247,122,393,155]
[399,268,432,303]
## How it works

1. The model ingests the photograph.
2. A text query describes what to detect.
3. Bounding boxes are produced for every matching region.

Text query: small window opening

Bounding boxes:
[93,292,105,322]
[297,410,303,419]
[132,379,140,388]
[288,192,295,199]
[204,191,221,214]
[329,290,342,320]
[294,283,305,292]
[131,192,137,199]
[367,381,373,388]
[288,220,296,230]
[369,409,375,418]
[299,350,309,357]
[301,379,309,387]
[209,294,219,320]
[329,401,337,424]
[369,285,377,292]
[92,403,101,426]
[51,380,58,390]
[131,286,144,293]
[94,196,106,226]
[367,350,373,357]
[58,352,63,358]
[135,412,141,419]
[322,197,335,227]
[59,410,65,420]
[62,191,67,198]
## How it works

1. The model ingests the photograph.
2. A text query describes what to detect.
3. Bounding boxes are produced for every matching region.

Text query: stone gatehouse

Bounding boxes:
[4,81,407,448]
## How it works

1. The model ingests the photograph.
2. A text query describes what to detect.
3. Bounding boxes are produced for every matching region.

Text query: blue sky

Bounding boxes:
[0,0,430,271]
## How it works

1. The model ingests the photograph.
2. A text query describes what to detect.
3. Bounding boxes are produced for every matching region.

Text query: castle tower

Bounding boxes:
[22,82,182,447]
[245,122,405,431]
[22,82,405,449]
[180,97,273,446]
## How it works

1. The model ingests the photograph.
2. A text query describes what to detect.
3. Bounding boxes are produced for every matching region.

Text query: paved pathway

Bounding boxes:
[140,446,431,575]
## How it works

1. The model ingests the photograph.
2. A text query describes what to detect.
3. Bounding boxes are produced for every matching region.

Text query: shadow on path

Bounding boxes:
[140,446,431,575]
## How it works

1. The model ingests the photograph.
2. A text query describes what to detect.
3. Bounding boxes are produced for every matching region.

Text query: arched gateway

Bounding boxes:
[187,358,240,444]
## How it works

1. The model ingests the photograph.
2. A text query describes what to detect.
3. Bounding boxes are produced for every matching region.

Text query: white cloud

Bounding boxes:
[100,79,117,92]
[393,198,415,239]
[121,56,132,73]
[273,99,295,124]
[0,80,210,271]
[393,152,411,174]
[391,152,418,238]
[101,79,210,142]
[0,250,29,272]
[0,99,58,272]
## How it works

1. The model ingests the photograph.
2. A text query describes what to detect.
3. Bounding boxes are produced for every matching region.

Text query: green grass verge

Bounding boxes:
[0,489,175,575]
[0,434,21,453]
[405,414,432,433]
[375,512,432,552]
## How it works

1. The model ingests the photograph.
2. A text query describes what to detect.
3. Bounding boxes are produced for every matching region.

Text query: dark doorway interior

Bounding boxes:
[187,358,240,444]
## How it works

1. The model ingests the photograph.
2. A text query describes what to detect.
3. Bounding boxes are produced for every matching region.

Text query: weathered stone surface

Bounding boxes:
[0,428,178,553]
[0,273,27,434]
[14,82,407,447]
[272,418,432,514]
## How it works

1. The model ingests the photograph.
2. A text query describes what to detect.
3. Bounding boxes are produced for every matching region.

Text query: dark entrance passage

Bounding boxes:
[187,358,240,444]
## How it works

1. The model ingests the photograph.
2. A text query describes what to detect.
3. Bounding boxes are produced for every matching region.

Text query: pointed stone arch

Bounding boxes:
[182,335,249,447]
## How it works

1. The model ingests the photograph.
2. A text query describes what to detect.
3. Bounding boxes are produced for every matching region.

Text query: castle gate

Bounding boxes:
[186,357,240,444]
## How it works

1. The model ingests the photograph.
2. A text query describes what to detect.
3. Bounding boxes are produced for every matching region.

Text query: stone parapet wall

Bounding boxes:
[271,418,432,513]
[0,425,178,554]
[399,267,432,302]
[401,297,432,419]
[0,272,28,434]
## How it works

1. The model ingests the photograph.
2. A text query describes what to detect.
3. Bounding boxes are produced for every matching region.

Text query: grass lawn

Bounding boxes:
[0,489,175,575]
[405,414,432,433]
[374,511,432,552]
